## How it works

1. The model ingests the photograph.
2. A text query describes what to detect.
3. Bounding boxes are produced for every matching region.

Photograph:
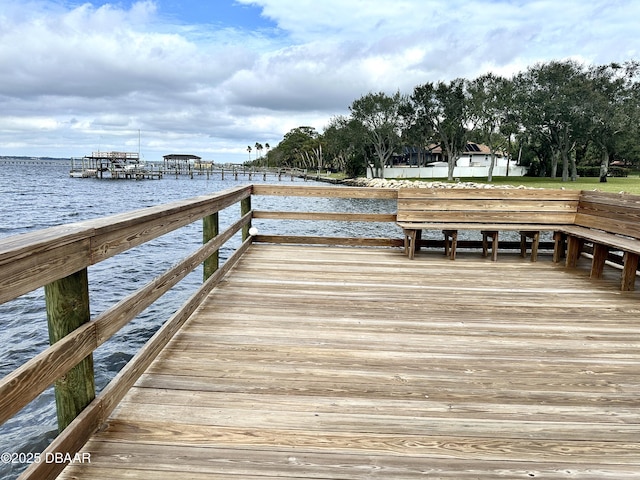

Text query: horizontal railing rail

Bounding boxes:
[251,184,402,247]
[0,184,402,480]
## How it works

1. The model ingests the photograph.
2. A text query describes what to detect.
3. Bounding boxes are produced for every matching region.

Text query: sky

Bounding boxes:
[1,0,639,163]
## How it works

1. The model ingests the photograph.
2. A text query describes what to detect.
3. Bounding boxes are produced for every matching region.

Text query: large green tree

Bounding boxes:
[614,78,640,169]
[349,91,405,178]
[467,73,514,181]
[322,115,369,177]
[515,60,592,181]
[268,126,321,169]
[409,79,470,181]
[585,61,640,180]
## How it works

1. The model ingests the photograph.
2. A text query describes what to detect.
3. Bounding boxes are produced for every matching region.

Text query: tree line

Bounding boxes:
[248,59,640,181]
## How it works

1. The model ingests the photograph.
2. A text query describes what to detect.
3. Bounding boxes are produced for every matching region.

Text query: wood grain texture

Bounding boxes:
[397,188,579,225]
[252,184,398,199]
[397,222,569,231]
[0,235,92,305]
[253,210,397,222]
[254,234,403,247]
[0,321,97,425]
[399,188,581,200]
[54,245,640,480]
[44,268,95,432]
[573,192,640,242]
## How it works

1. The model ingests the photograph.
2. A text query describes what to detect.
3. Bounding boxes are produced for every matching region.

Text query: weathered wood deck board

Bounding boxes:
[58,245,640,479]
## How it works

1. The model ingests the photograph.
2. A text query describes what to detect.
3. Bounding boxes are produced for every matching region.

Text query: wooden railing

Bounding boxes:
[251,185,400,246]
[0,184,399,480]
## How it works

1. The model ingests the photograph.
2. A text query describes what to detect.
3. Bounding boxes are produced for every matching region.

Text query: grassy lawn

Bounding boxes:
[420,175,640,194]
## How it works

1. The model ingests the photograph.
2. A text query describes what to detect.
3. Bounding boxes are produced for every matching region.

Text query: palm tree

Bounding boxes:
[247,146,252,163]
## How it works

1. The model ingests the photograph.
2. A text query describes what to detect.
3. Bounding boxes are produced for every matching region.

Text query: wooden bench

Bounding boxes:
[396,188,640,291]
[397,188,580,261]
[562,191,640,291]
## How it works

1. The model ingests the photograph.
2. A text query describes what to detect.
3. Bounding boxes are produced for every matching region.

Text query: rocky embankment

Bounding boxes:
[342,177,536,189]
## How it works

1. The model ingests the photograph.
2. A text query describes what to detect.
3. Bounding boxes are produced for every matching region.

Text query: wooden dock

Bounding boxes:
[57,245,640,479]
[3,184,640,480]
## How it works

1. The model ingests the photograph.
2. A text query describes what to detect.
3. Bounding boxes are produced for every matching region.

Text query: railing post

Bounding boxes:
[241,196,252,241]
[44,268,95,432]
[203,212,219,281]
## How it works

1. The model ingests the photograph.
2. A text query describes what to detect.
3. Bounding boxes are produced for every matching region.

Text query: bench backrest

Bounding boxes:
[576,191,640,239]
[397,188,580,225]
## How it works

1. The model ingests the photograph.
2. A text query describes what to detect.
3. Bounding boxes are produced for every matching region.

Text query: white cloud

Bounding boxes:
[0,0,639,161]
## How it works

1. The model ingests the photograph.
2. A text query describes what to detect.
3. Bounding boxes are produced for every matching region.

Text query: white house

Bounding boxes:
[368,143,528,179]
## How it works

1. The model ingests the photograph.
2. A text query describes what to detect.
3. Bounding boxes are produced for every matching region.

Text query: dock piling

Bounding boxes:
[44,268,95,432]
[203,213,219,281]
[241,196,252,241]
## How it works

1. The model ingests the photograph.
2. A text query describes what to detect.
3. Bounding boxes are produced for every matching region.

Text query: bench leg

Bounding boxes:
[443,230,458,260]
[591,243,609,279]
[482,230,498,261]
[622,252,639,291]
[530,232,540,262]
[519,231,540,262]
[450,230,457,260]
[403,229,417,259]
[565,236,584,268]
[491,233,498,261]
[403,229,422,259]
[553,231,567,263]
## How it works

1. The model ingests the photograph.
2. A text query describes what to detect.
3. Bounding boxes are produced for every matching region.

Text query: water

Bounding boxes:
[0,161,398,479]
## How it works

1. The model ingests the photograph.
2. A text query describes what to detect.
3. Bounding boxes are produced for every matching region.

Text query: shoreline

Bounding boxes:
[339,177,536,189]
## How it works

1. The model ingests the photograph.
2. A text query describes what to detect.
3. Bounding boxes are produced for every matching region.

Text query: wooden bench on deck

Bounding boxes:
[562,191,640,291]
[397,188,580,261]
[397,188,640,291]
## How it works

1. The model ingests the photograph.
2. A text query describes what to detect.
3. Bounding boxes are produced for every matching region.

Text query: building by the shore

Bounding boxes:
[369,142,527,179]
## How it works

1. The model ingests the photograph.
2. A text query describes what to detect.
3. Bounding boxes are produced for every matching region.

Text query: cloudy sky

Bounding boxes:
[1,0,638,162]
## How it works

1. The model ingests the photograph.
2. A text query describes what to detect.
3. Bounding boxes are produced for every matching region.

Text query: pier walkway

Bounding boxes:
[58,245,640,479]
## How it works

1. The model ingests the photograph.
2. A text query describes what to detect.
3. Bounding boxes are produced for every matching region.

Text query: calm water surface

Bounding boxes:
[0,161,398,479]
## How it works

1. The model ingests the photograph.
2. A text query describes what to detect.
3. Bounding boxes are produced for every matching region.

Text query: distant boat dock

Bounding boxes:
[69,151,162,179]
[69,151,321,181]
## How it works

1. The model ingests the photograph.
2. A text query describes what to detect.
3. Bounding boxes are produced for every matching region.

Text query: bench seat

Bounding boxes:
[561,226,640,291]
[562,225,640,256]
[397,223,566,231]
